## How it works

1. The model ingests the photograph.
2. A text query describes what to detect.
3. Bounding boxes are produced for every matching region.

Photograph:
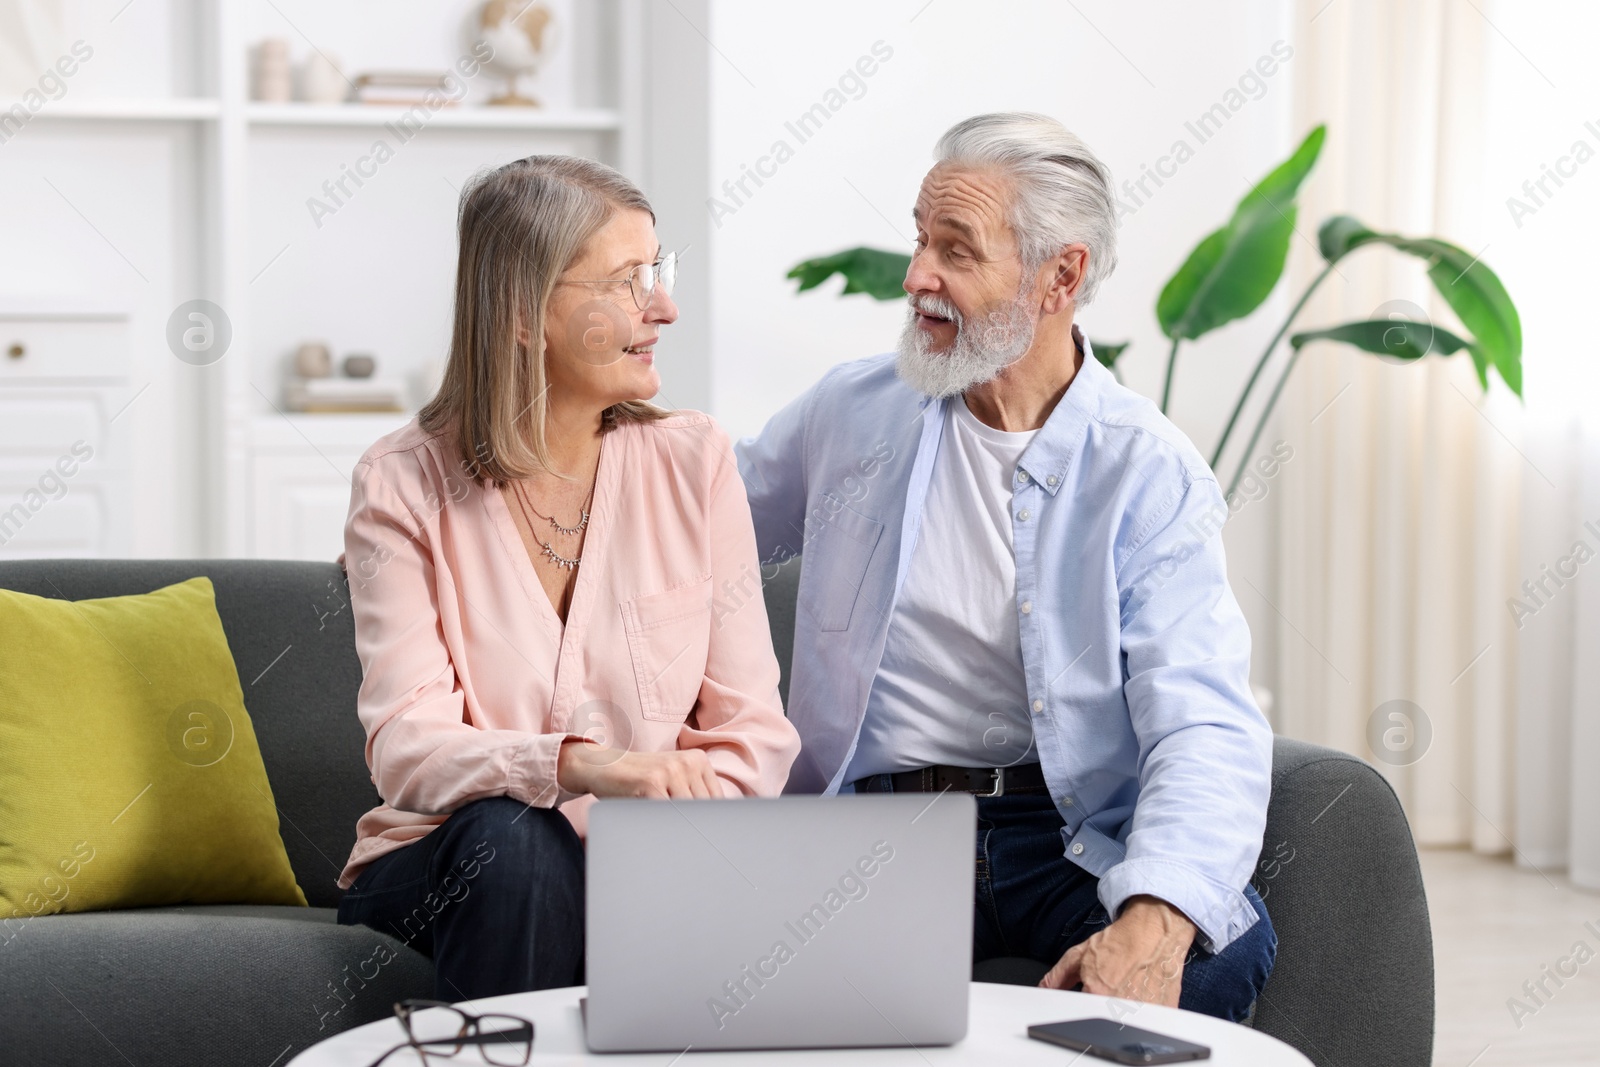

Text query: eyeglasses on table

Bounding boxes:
[361,998,534,1066]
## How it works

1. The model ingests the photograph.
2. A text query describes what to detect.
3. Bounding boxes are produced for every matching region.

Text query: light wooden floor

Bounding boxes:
[1422,848,1600,1067]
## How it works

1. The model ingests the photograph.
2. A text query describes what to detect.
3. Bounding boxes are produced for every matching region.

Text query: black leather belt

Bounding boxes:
[852,762,1048,797]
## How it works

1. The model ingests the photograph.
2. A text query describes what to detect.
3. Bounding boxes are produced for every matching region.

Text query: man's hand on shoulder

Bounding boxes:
[1038,895,1196,1007]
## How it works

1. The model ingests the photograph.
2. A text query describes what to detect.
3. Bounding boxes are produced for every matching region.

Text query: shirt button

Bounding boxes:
[1017,469,1030,483]
[1047,475,1059,487]
[1017,508,1031,522]
[1020,600,1032,615]
[1031,699,1044,713]
[1061,797,1074,807]
[1071,842,1085,856]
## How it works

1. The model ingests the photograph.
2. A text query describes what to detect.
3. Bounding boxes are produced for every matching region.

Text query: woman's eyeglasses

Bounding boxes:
[560,251,679,310]
[362,999,533,1066]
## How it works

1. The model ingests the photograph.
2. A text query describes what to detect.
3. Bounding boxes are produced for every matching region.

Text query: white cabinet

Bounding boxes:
[0,386,125,461]
[0,472,129,558]
[0,310,134,559]
[0,316,131,381]
[248,412,412,561]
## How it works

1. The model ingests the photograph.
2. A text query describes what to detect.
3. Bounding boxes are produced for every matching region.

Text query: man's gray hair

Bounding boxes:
[933,112,1118,306]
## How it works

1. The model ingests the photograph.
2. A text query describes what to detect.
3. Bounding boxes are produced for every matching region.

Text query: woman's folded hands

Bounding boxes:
[556,739,725,799]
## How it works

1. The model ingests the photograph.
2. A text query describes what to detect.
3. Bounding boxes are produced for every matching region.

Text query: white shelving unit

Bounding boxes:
[12,0,670,561]
[41,98,224,120]
[245,103,623,130]
[39,101,621,128]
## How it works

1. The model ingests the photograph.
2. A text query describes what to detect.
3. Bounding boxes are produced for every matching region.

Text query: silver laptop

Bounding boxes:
[584,793,975,1053]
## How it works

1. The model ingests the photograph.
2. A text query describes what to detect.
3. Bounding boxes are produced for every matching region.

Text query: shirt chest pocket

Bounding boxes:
[802,497,884,632]
[621,576,713,722]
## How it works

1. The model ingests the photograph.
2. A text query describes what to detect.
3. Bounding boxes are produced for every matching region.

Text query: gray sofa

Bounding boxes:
[0,558,1434,1066]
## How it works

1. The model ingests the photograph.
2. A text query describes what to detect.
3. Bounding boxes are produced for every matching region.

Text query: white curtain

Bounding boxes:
[1268,0,1599,886]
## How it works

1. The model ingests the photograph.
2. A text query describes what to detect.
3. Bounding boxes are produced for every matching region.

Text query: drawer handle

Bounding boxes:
[5,343,22,360]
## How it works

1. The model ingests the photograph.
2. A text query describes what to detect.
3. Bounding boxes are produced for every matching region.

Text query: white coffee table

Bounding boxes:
[289,982,1313,1065]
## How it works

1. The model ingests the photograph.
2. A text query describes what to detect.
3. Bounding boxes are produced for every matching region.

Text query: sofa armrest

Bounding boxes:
[0,908,434,1066]
[1251,736,1434,1066]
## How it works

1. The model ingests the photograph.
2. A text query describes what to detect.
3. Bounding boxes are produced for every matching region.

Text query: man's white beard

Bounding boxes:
[894,291,1037,398]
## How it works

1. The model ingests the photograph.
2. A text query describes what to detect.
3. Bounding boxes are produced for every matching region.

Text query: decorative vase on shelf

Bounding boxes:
[474,0,555,107]
[253,38,292,102]
[294,341,332,378]
[300,51,347,105]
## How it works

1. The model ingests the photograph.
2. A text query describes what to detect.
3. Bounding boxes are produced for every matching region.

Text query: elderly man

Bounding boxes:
[737,112,1275,1021]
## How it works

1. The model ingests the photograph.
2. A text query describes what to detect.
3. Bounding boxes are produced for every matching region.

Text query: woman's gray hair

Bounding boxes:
[934,112,1118,306]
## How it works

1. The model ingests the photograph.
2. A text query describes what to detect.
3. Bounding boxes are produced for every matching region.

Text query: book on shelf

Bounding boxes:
[353,70,459,107]
[285,376,407,413]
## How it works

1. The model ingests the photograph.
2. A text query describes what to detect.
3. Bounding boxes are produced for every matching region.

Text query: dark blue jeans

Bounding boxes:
[335,797,585,1002]
[971,793,1276,1022]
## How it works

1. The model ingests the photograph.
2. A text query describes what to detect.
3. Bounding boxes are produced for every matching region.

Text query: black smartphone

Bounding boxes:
[1027,1017,1211,1064]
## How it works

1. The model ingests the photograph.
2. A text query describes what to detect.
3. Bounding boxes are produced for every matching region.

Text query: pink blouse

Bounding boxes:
[334,412,800,889]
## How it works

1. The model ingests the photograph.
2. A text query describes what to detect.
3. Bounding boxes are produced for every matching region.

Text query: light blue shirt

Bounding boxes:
[735,333,1272,952]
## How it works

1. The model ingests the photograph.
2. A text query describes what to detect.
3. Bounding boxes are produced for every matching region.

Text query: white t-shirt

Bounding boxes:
[846,394,1038,780]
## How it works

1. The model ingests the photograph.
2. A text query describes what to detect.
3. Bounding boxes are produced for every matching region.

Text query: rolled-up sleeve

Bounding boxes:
[344,454,577,816]
[1096,475,1273,953]
[678,425,802,796]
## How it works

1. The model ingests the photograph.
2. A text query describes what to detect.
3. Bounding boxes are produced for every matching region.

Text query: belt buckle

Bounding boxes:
[978,768,1005,798]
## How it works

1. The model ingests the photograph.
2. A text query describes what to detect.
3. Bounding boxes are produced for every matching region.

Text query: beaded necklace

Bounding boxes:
[509,441,600,572]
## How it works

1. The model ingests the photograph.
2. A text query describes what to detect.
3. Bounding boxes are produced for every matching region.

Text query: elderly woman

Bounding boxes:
[333,155,800,1000]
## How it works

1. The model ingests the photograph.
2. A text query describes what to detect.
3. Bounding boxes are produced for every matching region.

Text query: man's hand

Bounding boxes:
[1039,895,1196,1007]
[556,740,724,799]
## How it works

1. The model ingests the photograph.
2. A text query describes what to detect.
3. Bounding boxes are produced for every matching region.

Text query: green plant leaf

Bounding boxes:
[1157,124,1326,341]
[1316,214,1378,261]
[1090,340,1129,368]
[1397,238,1521,397]
[786,247,910,300]
[1290,319,1474,362]
[1312,216,1522,397]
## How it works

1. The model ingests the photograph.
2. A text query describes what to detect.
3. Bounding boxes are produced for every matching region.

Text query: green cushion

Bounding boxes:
[0,577,306,917]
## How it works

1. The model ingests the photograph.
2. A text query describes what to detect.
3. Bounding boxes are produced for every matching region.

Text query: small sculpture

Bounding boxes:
[474,0,555,107]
